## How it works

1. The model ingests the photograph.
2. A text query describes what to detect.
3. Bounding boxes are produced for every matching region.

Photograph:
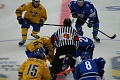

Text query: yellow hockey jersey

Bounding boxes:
[16,2,47,23]
[26,36,55,64]
[18,58,51,80]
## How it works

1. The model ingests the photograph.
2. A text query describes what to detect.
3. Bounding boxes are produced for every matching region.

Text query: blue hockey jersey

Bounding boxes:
[76,36,95,57]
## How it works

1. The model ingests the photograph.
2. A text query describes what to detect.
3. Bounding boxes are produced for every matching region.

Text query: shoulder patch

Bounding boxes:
[39,7,42,10]
[86,4,89,7]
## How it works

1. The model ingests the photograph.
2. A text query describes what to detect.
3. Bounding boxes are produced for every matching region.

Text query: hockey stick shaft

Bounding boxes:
[55,68,74,76]
[43,18,75,26]
[78,17,116,39]
[43,24,63,26]
[29,18,75,27]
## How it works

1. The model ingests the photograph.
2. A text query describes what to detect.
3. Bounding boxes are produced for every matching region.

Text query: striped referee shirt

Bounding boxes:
[55,26,79,48]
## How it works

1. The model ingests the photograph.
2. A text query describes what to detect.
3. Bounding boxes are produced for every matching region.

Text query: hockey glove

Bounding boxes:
[71,12,78,18]
[99,70,105,78]
[87,20,94,28]
[38,19,44,27]
[43,46,50,55]
[17,16,24,25]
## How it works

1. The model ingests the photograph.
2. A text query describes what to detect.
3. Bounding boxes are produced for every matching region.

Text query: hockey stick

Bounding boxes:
[78,17,116,39]
[43,18,75,26]
[55,68,74,76]
[94,28,116,39]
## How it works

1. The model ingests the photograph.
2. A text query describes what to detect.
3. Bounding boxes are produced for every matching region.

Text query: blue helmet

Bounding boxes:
[81,52,90,60]
[34,48,45,59]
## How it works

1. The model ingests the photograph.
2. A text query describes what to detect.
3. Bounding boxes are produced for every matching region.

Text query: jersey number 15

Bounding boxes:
[26,64,38,76]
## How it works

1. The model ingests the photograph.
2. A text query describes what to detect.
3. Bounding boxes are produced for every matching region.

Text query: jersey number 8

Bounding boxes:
[85,61,92,70]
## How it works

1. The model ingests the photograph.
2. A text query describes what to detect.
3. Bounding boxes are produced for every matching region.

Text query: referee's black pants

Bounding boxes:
[51,45,76,75]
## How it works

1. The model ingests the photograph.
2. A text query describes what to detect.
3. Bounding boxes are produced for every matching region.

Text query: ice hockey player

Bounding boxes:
[18,48,51,80]
[15,0,47,46]
[74,52,106,80]
[69,0,100,42]
[76,35,95,59]
[25,36,55,65]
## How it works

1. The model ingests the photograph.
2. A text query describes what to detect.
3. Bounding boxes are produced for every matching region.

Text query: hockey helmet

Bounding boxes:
[63,18,72,27]
[77,0,84,2]
[81,52,90,60]
[34,48,45,59]
[32,0,40,2]
[51,32,57,46]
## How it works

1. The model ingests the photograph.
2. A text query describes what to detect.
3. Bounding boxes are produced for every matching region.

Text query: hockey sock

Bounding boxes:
[31,30,40,36]
[21,28,28,41]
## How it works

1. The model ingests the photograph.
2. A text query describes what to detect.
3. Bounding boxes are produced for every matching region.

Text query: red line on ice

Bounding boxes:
[59,0,71,28]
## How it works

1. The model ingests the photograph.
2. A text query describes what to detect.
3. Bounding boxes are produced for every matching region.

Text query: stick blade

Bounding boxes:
[110,34,116,39]
[59,55,66,59]
[55,68,74,76]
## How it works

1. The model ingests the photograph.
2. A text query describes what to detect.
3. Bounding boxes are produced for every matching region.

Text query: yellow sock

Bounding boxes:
[21,28,28,41]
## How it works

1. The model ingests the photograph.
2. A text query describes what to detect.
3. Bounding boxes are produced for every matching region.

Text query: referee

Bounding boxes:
[51,18,79,80]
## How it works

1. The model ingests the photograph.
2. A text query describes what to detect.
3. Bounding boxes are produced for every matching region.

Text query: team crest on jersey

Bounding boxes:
[30,10,38,17]
[63,33,70,39]
[39,7,42,10]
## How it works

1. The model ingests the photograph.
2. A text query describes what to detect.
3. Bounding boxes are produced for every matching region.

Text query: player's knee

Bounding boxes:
[93,22,99,28]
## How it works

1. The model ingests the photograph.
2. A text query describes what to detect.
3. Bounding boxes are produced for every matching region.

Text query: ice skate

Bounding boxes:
[62,64,70,76]
[50,72,56,80]
[93,35,100,42]
[31,33,40,39]
[18,40,26,46]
